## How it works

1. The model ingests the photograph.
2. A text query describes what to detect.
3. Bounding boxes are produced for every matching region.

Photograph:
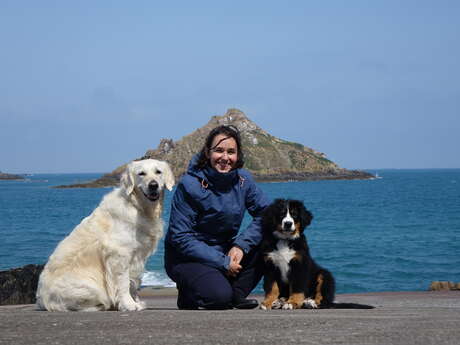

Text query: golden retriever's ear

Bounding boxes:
[161,161,175,191]
[120,164,135,196]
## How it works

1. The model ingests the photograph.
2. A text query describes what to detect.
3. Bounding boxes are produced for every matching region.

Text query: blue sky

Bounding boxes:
[1,1,459,173]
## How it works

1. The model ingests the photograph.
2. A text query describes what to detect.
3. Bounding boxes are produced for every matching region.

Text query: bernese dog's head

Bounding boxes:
[262,199,313,240]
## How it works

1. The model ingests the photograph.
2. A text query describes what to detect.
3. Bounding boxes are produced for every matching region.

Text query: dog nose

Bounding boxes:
[148,181,159,191]
[283,221,293,230]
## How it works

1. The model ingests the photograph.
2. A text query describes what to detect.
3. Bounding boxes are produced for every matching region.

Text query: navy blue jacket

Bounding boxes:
[165,155,271,272]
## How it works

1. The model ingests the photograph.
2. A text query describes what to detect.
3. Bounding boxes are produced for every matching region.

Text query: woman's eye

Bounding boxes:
[213,148,236,154]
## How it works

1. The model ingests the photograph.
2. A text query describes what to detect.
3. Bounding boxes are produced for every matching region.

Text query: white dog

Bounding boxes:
[36,159,174,312]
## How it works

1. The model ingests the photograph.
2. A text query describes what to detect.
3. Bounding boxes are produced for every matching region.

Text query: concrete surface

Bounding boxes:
[1,291,459,345]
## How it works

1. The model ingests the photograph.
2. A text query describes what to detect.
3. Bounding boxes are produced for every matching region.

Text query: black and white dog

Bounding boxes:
[260,199,373,310]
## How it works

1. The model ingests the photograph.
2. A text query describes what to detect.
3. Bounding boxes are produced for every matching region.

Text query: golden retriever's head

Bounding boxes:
[121,159,175,201]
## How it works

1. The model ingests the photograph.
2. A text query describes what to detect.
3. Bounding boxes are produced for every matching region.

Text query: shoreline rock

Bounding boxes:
[0,264,44,305]
[429,281,460,291]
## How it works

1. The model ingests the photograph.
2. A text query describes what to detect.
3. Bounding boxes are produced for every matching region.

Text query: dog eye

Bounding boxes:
[138,171,146,176]
[155,169,162,175]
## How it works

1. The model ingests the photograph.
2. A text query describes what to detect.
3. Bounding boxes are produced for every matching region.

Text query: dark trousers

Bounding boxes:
[165,247,264,309]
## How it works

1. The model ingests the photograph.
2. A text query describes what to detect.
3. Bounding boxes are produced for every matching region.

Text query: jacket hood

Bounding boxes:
[187,154,239,190]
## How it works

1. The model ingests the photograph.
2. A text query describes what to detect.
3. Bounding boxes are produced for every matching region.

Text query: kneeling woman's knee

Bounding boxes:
[201,286,233,309]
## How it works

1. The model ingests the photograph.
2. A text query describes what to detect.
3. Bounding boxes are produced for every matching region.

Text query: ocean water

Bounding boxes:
[1,170,459,294]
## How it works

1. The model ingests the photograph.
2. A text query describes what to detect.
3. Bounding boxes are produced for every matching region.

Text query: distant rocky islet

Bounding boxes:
[56,109,374,188]
[0,172,24,180]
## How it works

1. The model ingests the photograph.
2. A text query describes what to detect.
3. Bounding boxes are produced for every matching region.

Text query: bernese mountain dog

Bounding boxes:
[260,199,373,310]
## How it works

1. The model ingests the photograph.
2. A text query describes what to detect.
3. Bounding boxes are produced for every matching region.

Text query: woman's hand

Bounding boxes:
[227,246,244,277]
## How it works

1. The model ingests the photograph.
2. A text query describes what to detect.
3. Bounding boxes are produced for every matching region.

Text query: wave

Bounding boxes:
[141,271,176,288]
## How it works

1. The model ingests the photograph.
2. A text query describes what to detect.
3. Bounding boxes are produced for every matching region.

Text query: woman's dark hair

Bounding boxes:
[196,125,245,170]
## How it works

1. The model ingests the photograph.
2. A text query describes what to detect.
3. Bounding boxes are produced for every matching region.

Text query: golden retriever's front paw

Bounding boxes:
[119,298,145,311]
[135,300,146,311]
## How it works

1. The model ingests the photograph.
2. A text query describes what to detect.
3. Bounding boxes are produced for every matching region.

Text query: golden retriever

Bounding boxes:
[36,159,174,311]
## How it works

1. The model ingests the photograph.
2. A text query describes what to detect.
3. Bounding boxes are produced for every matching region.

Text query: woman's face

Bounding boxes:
[208,134,238,173]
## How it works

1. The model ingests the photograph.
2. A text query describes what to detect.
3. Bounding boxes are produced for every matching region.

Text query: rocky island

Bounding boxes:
[57,109,373,188]
[0,171,24,180]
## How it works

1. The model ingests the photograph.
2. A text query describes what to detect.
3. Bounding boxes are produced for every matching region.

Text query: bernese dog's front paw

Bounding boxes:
[260,300,273,310]
[260,303,268,310]
[282,303,293,310]
[282,294,304,310]
[271,297,287,309]
[282,299,303,310]
[303,298,319,309]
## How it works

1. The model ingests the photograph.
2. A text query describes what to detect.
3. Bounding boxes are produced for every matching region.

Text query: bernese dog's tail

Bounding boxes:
[328,302,375,309]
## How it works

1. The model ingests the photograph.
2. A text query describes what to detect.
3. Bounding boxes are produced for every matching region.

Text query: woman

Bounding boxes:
[164,125,271,309]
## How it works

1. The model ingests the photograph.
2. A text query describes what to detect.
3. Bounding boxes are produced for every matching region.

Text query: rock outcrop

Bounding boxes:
[0,172,24,180]
[57,109,373,188]
[429,281,460,291]
[0,264,44,305]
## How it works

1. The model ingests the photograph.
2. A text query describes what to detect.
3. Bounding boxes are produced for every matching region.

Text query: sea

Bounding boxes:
[1,169,459,294]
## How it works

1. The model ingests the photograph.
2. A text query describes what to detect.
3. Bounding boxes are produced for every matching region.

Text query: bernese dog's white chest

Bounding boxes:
[267,240,296,283]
